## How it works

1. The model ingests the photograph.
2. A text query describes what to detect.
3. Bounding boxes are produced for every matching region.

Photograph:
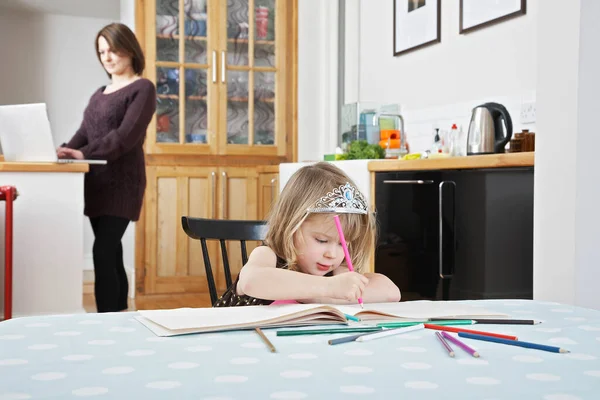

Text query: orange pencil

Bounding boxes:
[424,324,518,341]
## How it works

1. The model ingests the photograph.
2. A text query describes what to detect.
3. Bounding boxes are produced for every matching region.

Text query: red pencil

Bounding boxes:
[424,323,518,341]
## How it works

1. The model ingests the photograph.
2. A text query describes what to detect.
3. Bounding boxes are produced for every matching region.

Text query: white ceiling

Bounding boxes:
[0,0,120,19]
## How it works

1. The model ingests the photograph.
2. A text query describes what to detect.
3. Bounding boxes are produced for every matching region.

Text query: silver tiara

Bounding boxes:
[307,183,368,215]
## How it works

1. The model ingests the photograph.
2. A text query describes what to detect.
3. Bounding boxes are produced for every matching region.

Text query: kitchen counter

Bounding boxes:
[368,152,534,172]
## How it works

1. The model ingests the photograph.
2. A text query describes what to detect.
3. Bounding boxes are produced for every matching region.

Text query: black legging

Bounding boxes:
[90,216,130,312]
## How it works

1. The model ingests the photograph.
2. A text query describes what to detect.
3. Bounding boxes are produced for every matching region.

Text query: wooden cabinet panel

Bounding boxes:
[257,171,278,219]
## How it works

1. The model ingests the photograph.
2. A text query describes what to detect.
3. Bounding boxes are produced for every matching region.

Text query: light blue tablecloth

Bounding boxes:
[1,300,599,399]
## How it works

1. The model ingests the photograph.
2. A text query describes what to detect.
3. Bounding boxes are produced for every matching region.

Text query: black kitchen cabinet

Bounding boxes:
[374,167,534,301]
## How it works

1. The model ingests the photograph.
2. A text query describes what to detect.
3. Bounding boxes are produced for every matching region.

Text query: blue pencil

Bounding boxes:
[344,313,361,322]
[457,332,570,354]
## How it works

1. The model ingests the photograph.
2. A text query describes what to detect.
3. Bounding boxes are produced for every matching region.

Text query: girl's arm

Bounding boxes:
[237,247,368,301]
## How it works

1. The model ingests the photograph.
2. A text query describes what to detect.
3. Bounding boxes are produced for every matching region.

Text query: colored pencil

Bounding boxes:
[328,332,370,345]
[276,326,382,336]
[355,324,424,342]
[435,332,455,357]
[458,332,570,354]
[442,331,479,357]
[430,318,540,325]
[423,323,518,341]
[333,215,363,308]
[344,313,361,322]
[378,320,475,328]
[255,328,277,353]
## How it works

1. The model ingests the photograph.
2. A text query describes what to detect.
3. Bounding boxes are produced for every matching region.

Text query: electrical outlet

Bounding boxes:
[520,101,536,124]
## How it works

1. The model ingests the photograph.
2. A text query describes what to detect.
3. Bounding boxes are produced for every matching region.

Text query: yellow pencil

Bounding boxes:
[255,328,277,353]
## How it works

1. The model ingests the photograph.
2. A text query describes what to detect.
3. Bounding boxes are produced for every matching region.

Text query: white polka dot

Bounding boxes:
[125,349,155,356]
[548,337,577,345]
[513,355,544,363]
[397,346,427,353]
[0,359,28,366]
[402,362,432,370]
[584,370,600,377]
[240,342,263,348]
[503,302,524,306]
[343,349,373,356]
[62,355,93,361]
[229,357,259,365]
[72,387,109,396]
[270,392,308,399]
[566,353,597,361]
[527,373,561,381]
[168,362,199,370]
[466,377,500,385]
[513,310,534,314]
[404,381,438,389]
[457,359,489,366]
[0,335,24,340]
[535,328,562,333]
[146,381,182,390]
[202,397,234,400]
[110,327,136,333]
[578,325,600,332]
[340,386,375,394]
[102,366,135,375]
[31,372,66,381]
[551,308,574,313]
[214,375,248,383]
[543,394,582,400]
[146,337,170,342]
[288,353,318,360]
[396,334,422,340]
[78,320,102,325]
[597,337,600,342]
[28,344,57,350]
[185,345,213,352]
[280,370,313,379]
[25,322,51,328]
[294,337,320,344]
[0,393,32,399]
[88,340,115,346]
[54,331,82,337]
[341,366,373,374]
[565,317,586,322]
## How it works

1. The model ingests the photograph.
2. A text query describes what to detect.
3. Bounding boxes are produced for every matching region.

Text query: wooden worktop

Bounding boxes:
[368,152,534,172]
[0,162,89,173]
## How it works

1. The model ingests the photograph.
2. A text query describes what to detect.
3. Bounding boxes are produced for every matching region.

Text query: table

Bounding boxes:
[1,300,599,399]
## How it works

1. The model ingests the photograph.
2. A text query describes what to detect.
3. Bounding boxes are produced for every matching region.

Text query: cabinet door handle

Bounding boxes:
[212,51,217,83]
[270,177,277,205]
[439,180,456,279]
[221,171,227,219]
[383,180,434,184]
[211,171,217,218]
[221,51,226,83]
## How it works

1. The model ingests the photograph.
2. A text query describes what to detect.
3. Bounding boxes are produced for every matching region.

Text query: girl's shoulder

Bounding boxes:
[250,245,286,269]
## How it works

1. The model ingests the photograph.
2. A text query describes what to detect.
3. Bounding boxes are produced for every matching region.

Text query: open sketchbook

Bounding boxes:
[136,301,509,337]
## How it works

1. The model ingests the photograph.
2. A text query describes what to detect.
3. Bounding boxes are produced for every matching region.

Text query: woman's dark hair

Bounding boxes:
[95,23,145,78]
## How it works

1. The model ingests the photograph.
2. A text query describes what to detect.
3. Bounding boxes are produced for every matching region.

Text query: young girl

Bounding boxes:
[214,162,401,307]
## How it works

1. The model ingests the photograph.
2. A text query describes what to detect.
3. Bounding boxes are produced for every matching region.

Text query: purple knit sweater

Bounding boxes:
[66,78,156,221]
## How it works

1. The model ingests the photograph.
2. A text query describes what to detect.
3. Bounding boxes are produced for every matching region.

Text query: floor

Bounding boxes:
[82,292,137,313]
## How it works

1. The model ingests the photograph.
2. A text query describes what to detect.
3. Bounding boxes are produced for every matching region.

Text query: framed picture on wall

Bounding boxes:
[393,0,441,57]
[460,0,526,34]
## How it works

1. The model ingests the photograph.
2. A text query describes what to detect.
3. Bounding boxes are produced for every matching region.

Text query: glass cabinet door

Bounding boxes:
[219,0,280,155]
[151,0,216,153]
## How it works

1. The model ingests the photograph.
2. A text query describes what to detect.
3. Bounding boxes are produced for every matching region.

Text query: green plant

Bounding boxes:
[337,140,385,160]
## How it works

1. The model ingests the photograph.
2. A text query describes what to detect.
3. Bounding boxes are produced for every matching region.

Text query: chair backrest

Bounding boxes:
[181,216,269,305]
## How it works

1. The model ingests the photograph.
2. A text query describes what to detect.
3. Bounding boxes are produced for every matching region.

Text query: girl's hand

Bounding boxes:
[328,272,369,302]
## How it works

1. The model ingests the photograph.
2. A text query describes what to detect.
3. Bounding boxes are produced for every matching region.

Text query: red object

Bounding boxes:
[0,186,17,321]
[424,323,518,341]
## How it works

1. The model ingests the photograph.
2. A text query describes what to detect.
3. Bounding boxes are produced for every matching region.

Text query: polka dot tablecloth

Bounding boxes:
[1,300,600,399]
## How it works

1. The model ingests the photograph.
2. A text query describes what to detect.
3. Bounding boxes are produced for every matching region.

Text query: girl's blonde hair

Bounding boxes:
[265,162,375,273]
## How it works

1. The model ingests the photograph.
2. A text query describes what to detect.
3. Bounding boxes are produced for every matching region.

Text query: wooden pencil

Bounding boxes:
[255,328,277,353]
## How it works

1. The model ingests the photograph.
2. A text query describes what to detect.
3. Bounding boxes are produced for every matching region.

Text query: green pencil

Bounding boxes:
[276,326,382,336]
[377,320,475,328]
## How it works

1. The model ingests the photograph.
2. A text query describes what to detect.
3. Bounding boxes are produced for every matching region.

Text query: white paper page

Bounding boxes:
[335,301,509,319]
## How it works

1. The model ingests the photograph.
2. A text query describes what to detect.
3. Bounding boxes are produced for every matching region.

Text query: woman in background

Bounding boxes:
[58,23,156,312]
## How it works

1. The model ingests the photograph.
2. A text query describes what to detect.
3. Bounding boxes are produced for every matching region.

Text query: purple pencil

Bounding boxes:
[435,331,455,357]
[442,331,480,358]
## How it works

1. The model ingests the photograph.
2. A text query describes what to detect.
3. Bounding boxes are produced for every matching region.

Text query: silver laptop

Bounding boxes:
[0,103,107,165]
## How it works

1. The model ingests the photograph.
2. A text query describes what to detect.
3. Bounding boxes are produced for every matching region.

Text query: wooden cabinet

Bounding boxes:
[134,0,296,307]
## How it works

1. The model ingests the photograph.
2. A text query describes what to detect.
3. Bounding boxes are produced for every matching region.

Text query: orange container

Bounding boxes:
[379,139,401,149]
[380,129,400,141]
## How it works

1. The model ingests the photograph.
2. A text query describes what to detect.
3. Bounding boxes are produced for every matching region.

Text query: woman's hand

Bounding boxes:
[328,272,369,302]
[57,147,84,160]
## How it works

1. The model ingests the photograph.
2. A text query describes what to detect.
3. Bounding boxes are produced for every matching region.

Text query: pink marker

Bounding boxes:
[333,215,364,308]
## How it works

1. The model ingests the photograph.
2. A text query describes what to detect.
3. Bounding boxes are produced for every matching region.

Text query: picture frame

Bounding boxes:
[460,0,526,34]
[393,0,441,57]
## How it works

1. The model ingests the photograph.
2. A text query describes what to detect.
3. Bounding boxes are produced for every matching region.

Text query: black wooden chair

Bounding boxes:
[181,217,269,305]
